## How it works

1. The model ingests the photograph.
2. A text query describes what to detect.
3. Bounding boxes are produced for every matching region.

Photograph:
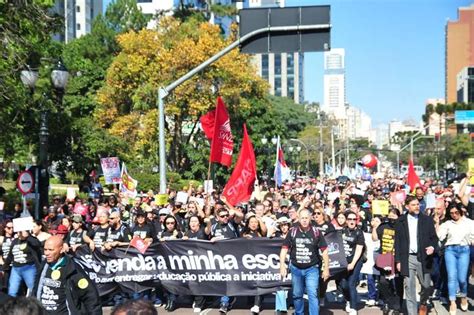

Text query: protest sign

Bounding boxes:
[425,193,436,209]
[204,180,213,193]
[13,216,34,232]
[155,194,168,206]
[324,231,348,276]
[100,157,121,184]
[469,158,474,185]
[176,191,189,204]
[390,190,406,205]
[372,200,389,216]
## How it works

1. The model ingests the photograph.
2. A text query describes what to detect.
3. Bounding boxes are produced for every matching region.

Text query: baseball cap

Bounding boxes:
[72,215,83,223]
[159,208,171,216]
[276,217,291,225]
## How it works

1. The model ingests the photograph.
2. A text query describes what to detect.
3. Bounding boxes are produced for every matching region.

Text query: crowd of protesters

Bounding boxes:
[0,170,473,315]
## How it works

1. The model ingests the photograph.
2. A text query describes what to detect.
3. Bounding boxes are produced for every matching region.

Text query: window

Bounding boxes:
[76,5,80,13]
[274,54,281,75]
[76,23,81,30]
[261,54,269,80]
[275,78,282,96]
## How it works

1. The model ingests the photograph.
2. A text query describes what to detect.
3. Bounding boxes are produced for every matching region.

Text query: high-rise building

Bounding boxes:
[53,0,103,43]
[457,67,474,103]
[247,0,304,104]
[445,4,474,103]
[346,105,371,140]
[322,48,346,119]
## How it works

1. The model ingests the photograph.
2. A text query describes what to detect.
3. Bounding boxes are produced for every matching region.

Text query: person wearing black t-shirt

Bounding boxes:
[0,220,14,292]
[312,209,335,307]
[104,212,131,251]
[131,211,155,245]
[5,230,42,297]
[279,209,330,315]
[65,215,92,253]
[183,215,208,313]
[88,211,110,251]
[372,209,403,315]
[339,211,365,315]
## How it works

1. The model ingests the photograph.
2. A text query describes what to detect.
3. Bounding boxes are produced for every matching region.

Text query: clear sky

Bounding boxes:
[104,0,472,125]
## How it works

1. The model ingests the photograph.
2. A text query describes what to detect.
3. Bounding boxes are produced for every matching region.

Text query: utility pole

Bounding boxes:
[319,109,324,177]
[331,128,335,175]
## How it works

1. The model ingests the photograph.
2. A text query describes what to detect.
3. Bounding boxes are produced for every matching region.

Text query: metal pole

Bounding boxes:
[158,88,167,194]
[397,151,400,176]
[331,128,335,175]
[319,112,324,177]
[39,105,49,213]
[157,23,331,192]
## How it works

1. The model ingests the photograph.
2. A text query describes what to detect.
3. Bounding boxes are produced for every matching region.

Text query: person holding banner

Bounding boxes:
[279,208,330,315]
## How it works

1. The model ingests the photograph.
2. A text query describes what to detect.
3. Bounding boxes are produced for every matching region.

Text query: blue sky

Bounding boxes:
[104,0,472,125]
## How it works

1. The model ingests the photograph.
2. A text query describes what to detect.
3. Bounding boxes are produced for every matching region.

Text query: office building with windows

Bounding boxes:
[322,48,346,120]
[457,67,474,103]
[53,0,103,43]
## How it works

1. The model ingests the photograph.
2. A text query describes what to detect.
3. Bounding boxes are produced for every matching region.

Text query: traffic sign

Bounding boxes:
[454,110,474,125]
[17,170,35,195]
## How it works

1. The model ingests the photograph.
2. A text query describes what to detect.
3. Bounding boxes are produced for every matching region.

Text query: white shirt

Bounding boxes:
[437,217,474,246]
[407,213,419,254]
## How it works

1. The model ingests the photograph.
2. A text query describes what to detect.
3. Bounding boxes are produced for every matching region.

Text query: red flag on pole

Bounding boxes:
[407,159,421,192]
[130,235,149,254]
[200,97,234,167]
[222,124,256,206]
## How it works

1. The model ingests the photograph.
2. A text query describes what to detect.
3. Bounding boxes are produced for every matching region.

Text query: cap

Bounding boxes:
[276,216,291,225]
[52,225,69,235]
[136,209,146,217]
[72,215,83,223]
[280,199,290,207]
[159,208,171,216]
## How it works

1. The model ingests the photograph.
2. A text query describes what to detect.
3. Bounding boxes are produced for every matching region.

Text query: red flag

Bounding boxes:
[222,124,256,206]
[407,159,421,192]
[130,235,149,254]
[200,109,215,140]
[200,97,234,167]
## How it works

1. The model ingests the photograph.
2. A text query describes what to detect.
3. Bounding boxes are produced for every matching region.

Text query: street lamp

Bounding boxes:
[20,60,69,218]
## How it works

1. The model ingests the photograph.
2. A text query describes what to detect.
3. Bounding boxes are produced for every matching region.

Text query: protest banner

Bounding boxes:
[372,200,389,216]
[100,157,121,184]
[155,194,168,206]
[324,231,348,277]
[13,216,34,233]
[74,239,290,297]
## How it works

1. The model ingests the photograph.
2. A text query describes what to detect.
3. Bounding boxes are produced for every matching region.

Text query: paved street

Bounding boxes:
[103,278,474,314]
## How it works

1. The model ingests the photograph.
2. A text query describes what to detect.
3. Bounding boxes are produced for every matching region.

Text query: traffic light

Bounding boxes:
[434,132,440,143]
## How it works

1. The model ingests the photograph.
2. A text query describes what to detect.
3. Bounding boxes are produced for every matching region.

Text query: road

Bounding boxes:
[103,278,474,314]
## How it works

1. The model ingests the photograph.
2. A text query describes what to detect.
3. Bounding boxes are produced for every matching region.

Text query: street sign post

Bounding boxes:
[16,170,35,216]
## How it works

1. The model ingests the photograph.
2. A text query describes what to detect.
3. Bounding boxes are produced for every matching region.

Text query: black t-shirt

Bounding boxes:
[1,236,13,260]
[88,226,109,248]
[67,230,87,246]
[185,228,208,240]
[313,221,335,236]
[211,222,239,239]
[107,224,132,243]
[132,223,154,240]
[468,201,474,220]
[283,226,327,269]
[161,230,183,240]
[342,227,365,263]
[8,236,41,267]
[39,267,68,314]
[377,223,396,254]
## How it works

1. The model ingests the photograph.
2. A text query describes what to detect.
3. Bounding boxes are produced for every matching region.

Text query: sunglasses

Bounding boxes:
[347,218,357,221]
[314,212,322,215]
[219,214,229,218]
[5,226,13,230]
[165,221,175,225]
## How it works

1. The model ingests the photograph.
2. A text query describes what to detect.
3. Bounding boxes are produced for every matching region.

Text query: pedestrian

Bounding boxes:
[394,195,439,315]
[436,203,474,314]
[279,208,330,315]
[33,235,102,314]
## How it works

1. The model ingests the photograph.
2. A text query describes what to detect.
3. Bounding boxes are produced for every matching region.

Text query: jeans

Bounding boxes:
[340,259,363,310]
[444,245,470,301]
[290,264,320,315]
[275,290,288,311]
[8,263,37,297]
[367,274,378,300]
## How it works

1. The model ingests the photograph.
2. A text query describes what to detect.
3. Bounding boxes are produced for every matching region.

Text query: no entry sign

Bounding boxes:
[17,170,35,195]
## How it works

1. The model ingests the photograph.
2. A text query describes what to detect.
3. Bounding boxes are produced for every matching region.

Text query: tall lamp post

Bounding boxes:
[20,61,69,218]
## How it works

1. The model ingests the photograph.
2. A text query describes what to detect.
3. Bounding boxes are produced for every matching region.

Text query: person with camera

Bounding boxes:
[279,208,330,315]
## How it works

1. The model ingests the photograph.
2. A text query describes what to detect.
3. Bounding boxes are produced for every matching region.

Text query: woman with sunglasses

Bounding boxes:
[160,214,183,312]
[339,210,365,315]
[312,208,335,308]
[436,203,474,314]
[0,221,14,292]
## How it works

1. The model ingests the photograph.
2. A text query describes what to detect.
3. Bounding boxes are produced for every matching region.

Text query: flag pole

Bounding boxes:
[274,135,280,189]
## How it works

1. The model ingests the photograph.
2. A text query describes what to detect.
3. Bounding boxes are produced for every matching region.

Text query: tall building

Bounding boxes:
[247,0,304,104]
[457,67,474,103]
[53,0,103,43]
[346,105,371,140]
[322,48,346,119]
[371,124,389,149]
[445,4,474,103]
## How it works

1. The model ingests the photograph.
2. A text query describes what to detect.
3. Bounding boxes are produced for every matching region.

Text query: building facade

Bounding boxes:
[445,4,474,103]
[53,0,103,43]
[457,67,474,103]
[322,48,346,120]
